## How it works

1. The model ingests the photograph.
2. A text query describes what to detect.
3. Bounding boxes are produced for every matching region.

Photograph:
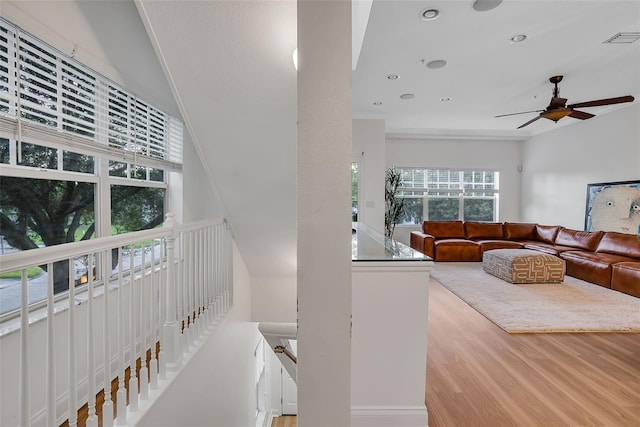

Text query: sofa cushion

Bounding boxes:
[611,262,640,298]
[554,228,604,252]
[504,222,537,241]
[522,241,576,256]
[535,225,561,243]
[559,251,610,288]
[434,239,481,261]
[559,250,633,288]
[596,232,640,259]
[478,240,524,254]
[464,221,504,240]
[423,221,465,239]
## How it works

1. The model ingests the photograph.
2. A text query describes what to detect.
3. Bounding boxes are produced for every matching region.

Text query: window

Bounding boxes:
[352,162,359,221]
[396,168,499,224]
[0,18,183,315]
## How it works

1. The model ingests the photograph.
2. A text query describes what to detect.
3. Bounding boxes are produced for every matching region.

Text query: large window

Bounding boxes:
[396,168,499,224]
[0,18,182,314]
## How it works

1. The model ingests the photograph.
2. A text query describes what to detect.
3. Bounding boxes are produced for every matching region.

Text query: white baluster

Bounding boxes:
[207,226,214,326]
[68,259,78,427]
[222,223,227,313]
[102,251,113,427]
[150,240,158,389]
[128,246,138,412]
[158,238,166,378]
[139,245,149,400]
[226,223,233,310]
[181,230,189,352]
[19,269,30,427]
[87,255,98,427]
[187,232,196,347]
[116,248,127,425]
[46,263,56,426]
[163,214,181,368]
[194,230,202,337]
[218,224,224,315]
[213,225,220,319]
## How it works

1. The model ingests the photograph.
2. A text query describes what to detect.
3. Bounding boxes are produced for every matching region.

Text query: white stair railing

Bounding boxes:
[0,214,233,426]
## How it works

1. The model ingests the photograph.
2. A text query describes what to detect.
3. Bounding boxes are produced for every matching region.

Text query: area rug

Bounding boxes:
[430,262,640,333]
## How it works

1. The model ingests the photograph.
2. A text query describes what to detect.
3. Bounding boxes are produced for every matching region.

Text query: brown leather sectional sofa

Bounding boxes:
[410,221,640,298]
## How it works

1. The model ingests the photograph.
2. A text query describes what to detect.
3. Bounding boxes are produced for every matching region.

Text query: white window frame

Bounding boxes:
[396,168,500,224]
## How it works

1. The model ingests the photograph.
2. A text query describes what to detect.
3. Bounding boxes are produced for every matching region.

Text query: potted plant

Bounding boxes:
[384,167,405,238]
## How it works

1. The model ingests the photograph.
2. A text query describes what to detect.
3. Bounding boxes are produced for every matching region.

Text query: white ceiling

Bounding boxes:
[6,0,638,280]
[353,0,640,137]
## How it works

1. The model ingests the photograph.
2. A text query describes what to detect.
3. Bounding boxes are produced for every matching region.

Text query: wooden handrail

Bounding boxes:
[274,345,297,364]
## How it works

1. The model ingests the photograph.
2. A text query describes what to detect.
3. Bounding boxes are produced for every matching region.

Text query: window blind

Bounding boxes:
[0,18,182,171]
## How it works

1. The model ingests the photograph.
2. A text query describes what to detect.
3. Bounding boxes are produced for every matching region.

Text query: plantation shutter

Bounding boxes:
[0,18,182,171]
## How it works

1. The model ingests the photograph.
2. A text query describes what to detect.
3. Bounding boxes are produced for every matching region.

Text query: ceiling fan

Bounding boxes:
[496,75,635,129]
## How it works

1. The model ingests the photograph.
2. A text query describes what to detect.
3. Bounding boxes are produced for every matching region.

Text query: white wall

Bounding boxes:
[138,243,260,427]
[353,119,386,233]
[182,131,225,223]
[386,137,523,245]
[251,276,297,323]
[521,104,640,229]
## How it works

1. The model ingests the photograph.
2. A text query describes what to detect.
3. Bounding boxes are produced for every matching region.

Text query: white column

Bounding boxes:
[297,1,352,425]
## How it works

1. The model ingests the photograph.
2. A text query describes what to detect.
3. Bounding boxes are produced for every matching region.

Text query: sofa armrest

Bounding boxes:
[410,231,435,258]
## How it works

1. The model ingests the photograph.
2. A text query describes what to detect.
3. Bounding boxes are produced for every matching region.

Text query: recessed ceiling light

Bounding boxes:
[472,0,503,12]
[425,59,447,69]
[509,34,527,43]
[386,74,399,80]
[373,101,382,106]
[400,93,415,100]
[421,8,440,20]
[440,97,452,102]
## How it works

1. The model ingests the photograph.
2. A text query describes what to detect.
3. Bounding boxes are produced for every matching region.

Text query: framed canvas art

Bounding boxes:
[584,180,640,235]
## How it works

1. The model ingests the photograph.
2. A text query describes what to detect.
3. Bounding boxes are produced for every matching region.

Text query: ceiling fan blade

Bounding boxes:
[495,109,544,118]
[568,95,634,109]
[568,110,595,120]
[517,115,542,129]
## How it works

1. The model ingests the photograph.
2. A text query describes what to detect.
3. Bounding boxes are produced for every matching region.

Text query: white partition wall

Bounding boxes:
[351,224,433,426]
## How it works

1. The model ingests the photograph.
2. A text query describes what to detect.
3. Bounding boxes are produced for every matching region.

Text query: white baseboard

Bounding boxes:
[351,405,428,427]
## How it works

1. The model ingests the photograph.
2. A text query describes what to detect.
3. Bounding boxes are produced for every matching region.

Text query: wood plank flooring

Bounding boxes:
[273,277,640,427]
[426,277,640,427]
[272,415,297,427]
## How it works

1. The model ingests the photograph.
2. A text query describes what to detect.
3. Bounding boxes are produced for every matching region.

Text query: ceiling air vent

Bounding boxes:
[603,32,640,44]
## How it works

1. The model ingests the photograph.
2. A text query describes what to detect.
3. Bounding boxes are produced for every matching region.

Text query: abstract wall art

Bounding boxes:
[585,180,640,235]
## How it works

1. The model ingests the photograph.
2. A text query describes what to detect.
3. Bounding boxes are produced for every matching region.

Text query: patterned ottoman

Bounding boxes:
[483,249,565,284]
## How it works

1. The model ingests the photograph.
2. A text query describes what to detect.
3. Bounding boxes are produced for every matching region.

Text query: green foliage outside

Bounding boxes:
[0,266,43,279]
[0,143,165,293]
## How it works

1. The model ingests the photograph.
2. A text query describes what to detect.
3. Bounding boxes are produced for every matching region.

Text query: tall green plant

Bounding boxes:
[385,167,405,238]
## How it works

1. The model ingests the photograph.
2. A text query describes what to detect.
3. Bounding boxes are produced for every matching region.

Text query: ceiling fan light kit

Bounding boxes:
[496,75,635,129]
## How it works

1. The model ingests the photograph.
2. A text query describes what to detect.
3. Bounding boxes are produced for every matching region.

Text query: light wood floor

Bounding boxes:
[426,278,640,427]
[274,278,640,427]
[272,415,297,427]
